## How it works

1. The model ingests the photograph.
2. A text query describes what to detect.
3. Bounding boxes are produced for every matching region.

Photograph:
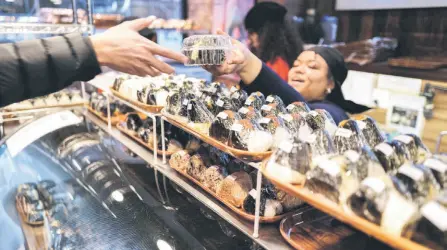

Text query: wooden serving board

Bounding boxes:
[280,212,369,250]
[15,199,50,250]
[169,164,293,223]
[116,123,179,156]
[388,57,447,70]
[87,106,126,126]
[260,161,430,250]
[162,110,272,162]
[109,87,164,113]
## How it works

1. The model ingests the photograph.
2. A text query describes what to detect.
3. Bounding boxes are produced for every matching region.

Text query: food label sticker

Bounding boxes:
[398,164,424,182]
[421,202,447,231]
[232,92,240,99]
[187,104,192,110]
[261,105,272,111]
[210,87,218,94]
[182,99,189,106]
[227,175,236,181]
[259,117,271,124]
[319,159,341,177]
[249,189,258,199]
[230,123,243,132]
[239,107,249,114]
[356,120,367,130]
[230,86,238,93]
[300,133,316,144]
[335,128,353,138]
[217,112,228,119]
[424,158,447,173]
[286,104,294,111]
[245,98,253,105]
[205,96,212,102]
[282,114,293,122]
[216,99,224,107]
[345,150,360,162]
[375,143,393,157]
[394,135,413,144]
[279,141,294,153]
[362,177,386,193]
[266,96,274,103]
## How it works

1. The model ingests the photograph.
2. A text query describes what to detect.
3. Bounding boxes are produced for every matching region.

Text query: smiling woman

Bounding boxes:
[288,50,334,102]
[288,46,370,115]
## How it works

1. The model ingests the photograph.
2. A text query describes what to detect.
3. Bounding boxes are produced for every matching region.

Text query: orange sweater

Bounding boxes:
[266,57,289,82]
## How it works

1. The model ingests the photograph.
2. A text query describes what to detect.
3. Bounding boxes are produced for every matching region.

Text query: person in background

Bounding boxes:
[204,31,369,124]
[244,1,303,81]
[0,16,186,107]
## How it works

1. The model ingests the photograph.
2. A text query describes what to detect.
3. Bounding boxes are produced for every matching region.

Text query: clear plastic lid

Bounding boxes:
[181,35,232,66]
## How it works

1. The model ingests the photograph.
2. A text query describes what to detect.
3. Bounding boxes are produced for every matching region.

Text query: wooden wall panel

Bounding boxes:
[307,0,447,57]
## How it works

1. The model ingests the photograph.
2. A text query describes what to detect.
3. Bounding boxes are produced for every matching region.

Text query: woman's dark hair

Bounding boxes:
[244,2,303,67]
[253,21,303,67]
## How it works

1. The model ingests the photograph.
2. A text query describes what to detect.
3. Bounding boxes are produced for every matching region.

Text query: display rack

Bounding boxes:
[85,111,293,250]
[87,80,270,241]
[90,78,447,250]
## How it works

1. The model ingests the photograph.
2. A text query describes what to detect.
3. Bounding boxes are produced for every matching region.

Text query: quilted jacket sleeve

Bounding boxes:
[0,33,101,107]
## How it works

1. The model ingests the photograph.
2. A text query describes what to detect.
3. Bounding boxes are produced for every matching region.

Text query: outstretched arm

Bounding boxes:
[0,33,100,106]
[0,16,187,107]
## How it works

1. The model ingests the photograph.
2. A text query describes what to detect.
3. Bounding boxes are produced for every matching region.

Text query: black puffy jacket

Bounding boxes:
[0,33,101,107]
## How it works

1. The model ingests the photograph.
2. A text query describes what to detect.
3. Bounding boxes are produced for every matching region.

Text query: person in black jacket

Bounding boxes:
[0,16,187,107]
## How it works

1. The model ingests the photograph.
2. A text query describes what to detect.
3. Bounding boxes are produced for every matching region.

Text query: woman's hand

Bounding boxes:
[203,30,262,85]
[90,16,187,76]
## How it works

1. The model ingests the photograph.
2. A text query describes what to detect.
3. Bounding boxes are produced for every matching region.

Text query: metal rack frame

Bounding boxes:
[85,110,292,250]
[0,0,94,35]
[85,81,291,249]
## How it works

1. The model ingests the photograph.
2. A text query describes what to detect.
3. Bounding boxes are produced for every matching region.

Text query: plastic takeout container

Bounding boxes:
[181,35,232,66]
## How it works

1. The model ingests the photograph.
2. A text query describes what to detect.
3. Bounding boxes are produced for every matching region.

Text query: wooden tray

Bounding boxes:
[109,87,164,113]
[87,106,126,126]
[162,111,272,162]
[388,57,447,70]
[169,164,293,223]
[280,208,369,250]
[116,122,178,156]
[261,161,430,250]
[15,199,50,250]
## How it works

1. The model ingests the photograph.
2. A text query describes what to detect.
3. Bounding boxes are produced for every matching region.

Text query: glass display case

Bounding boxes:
[0,109,259,250]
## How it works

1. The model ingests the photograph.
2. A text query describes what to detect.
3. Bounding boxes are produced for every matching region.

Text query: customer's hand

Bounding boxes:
[90,16,187,76]
[203,30,262,85]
